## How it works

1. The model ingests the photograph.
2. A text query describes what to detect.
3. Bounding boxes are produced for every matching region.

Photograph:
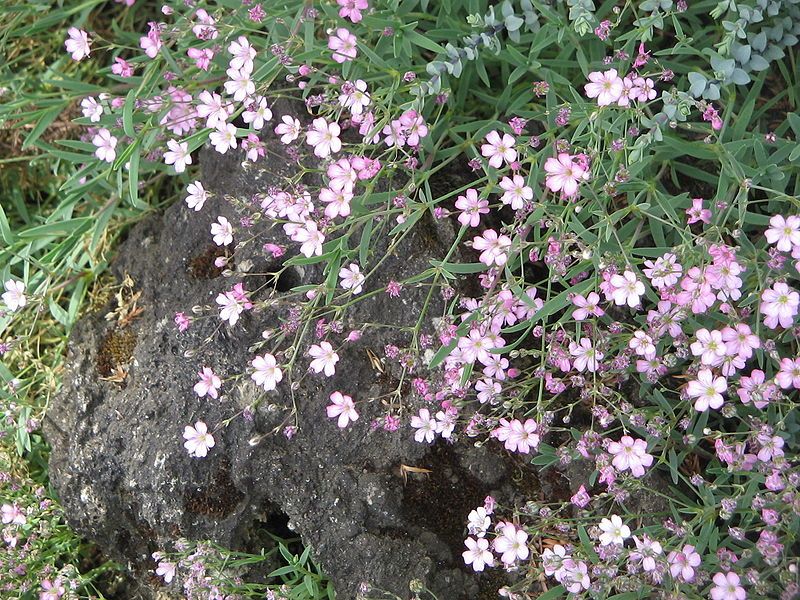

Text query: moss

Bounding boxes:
[96,328,138,378]
[187,245,233,280]
[184,459,244,518]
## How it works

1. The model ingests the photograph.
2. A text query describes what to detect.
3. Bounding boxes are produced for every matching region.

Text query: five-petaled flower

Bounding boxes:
[326,391,359,428]
[183,421,215,457]
[309,341,339,376]
[251,353,282,391]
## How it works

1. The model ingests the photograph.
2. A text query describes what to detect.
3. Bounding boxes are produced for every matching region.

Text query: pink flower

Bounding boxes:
[224,67,255,102]
[571,292,604,320]
[480,130,517,169]
[111,57,133,77]
[320,187,353,219]
[473,229,512,267]
[2,280,26,312]
[339,79,371,115]
[328,28,358,63]
[155,560,176,584]
[493,523,529,565]
[185,181,207,211]
[139,22,162,58]
[569,337,603,372]
[643,253,682,289]
[721,323,760,359]
[293,221,324,257]
[65,27,91,61]
[584,69,624,106]
[544,153,588,197]
[760,281,799,329]
[499,174,533,209]
[337,0,368,22]
[92,128,117,163]
[326,391,359,428]
[339,263,365,294]
[765,214,800,252]
[686,368,726,411]
[187,47,214,71]
[183,421,215,457]
[667,544,702,582]
[628,330,656,359]
[251,354,282,391]
[492,418,540,454]
[411,408,437,443]
[80,96,103,122]
[463,537,494,572]
[608,270,645,308]
[194,367,221,399]
[39,579,65,600]
[686,197,711,224]
[164,139,192,173]
[710,571,746,600]
[631,535,662,572]
[309,341,339,376]
[690,328,726,366]
[776,357,800,389]
[306,117,342,158]
[736,369,775,407]
[607,435,653,477]
[211,216,233,246]
[455,188,489,227]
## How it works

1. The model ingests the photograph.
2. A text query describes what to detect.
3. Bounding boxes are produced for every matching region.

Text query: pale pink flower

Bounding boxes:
[139,22,162,58]
[111,57,133,77]
[493,523,529,565]
[224,67,255,102]
[183,421,215,457]
[216,290,245,326]
[251,354,282,391]
[776,357,800,389]
[473,229,512,267]
[765,214,800,252]
[293,221,324,257]
[339,263,365,294]
[411,408,436,443]
[192,9,218,39]
[499,174,533,209]
[185,181,207,211]
[467,507,490,537]
[543,153,588,197]
[686,197,711,224]
[155,560,176,584]
[480,130,517,169]
[710,571,746,600]
[196,91,233,129]
[455,188,489,227]
[209,123,238,154]
[571,292,604,320]
[721,324,759,359]
[584,69,624,106]
[690,328,726,366]
[339,79,371,115]
[320,187,353,219]
[163,139,191,173]
[309,341,339,376]
[65,27,91,61]
[242,96,272,130]
[1,504,26,526]
[92,128,117,163]
[760,281,799,329]
[39,580,65,600]
[328,28,358,63]
[228,35,256,72]
[80,96,103,122]
[326,391,359,428]
[686,368,726,411]
[194,367,221,399]
[629,330,656,359]
[306,118,342,158]
[608,270,645,308]
[463,536,494,572]
[631,536,663,572]
[598,514,630,546]
[561,560,590,593]
[2,280,26,312]
[187,47,214,71]
[211,216,233,246]
[275,115,302,144]
[492,418,540,453]
[642,253,682,289]
[569,337,603,372]
[608,435,653,477]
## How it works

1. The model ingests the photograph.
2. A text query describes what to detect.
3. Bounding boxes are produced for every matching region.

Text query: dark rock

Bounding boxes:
[44,115,531,599]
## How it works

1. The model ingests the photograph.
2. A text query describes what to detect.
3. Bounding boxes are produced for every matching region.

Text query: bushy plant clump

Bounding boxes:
[1,0,799,598]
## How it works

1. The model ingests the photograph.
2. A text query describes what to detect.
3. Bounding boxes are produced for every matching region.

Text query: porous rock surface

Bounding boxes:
[45,115,529,599]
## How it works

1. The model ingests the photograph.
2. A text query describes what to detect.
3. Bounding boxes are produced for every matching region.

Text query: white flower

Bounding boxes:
[275,115,302,144]
[209,123,238,154]
[305,117,342,158]
[196,91,232,129]
[2,280,26,312]
[599,514,630,546]
[183,421,215,457]
[185,181,207,211]
[493,523,530,565]
[223,67,255,102]
[339,263,365,294]
[467,507,491,538]
[463,537,494,572]
[211,216,233,246]
[411,408,437,443]
[251,353,282,391]
[242,95,272,130]
[163,139,192,173]
[228,35,256,72]
[80,96,103,122]
[326,391,359,428]
[65,27,91,61]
